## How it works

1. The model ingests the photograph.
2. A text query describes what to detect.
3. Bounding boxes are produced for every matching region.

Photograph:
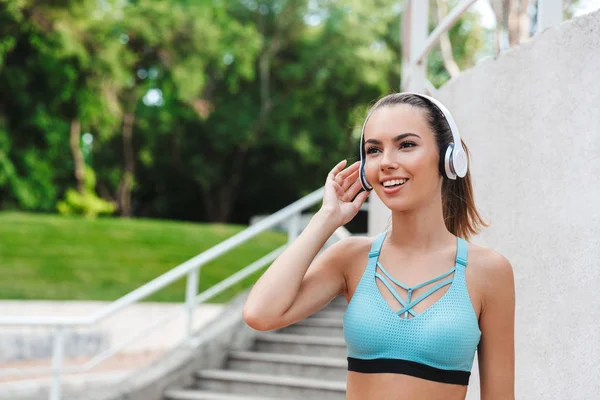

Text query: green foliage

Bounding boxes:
[0,212,287,302]
[0,0,486,223]
[57,166,115,218]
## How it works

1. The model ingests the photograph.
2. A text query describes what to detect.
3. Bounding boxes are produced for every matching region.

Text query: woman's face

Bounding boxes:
[363,104,443,211]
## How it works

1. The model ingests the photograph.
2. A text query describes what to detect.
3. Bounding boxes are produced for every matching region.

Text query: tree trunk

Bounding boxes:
[435,0,460,78]
[517,0,531,44]
[69,119,85,193]
[508,0,520,46]
[199,146,249,223]
[508,0,531,47]
[491,0,508,53]
[200,21,281,222]
[119,112,135,217]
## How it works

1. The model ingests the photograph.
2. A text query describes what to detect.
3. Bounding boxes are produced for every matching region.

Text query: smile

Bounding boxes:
[382,179,408,188]
[380,178,409,194]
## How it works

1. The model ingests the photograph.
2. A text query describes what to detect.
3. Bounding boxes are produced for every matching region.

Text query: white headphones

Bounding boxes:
[359,92,468,191]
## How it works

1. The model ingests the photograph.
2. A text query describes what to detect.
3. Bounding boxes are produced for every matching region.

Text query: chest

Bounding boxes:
[343,263,482,371]
[344,251,483,319]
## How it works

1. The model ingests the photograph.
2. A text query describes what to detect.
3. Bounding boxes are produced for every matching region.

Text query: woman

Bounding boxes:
[243,92,515,400]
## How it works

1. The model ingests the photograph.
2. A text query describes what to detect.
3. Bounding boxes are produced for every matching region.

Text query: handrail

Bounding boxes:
[0,187,327,327]
[0,246,291,378]
[0,185,353,400]
[415,0,479,65]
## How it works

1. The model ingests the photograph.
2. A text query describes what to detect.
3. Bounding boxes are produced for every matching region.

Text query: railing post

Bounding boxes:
[401,0,429,92]
[287,213,301,243]
[49,327,65,400]
[537,0,563,32]
[185,268,199,345]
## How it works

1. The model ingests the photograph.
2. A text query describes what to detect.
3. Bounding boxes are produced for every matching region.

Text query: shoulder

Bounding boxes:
[316,235,375,279]
[467,243,515,304]
[324,235,373,263]
[468,244,513,276]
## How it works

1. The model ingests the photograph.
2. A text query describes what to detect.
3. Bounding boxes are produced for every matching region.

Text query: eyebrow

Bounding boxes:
[364,133,421,145]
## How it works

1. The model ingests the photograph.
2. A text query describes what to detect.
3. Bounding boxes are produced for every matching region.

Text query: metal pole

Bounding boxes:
[49,327,65,400]
[538,0,563,32]
[401,0,429,92]
[372,0,431,236]
[287,213,301,243]
[185,268,199,345]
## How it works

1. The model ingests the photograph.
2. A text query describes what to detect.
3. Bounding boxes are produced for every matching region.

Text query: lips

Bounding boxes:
[381,178,408,188]
[380,178,409,195]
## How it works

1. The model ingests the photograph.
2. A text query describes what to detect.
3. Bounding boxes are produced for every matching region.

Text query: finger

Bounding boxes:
[337,161,360,180]
[328,160,348,181]
[342,179,363,202]
[352,189,370,210]
[330,180,344,197]
[335,161,360,186]
[341,169,359,191]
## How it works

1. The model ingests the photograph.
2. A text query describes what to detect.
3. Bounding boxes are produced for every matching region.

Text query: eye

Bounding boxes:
[366,146,381,154]
[400,141,417,149]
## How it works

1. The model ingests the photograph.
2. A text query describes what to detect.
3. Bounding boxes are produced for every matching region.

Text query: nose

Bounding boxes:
[380,149,399,171]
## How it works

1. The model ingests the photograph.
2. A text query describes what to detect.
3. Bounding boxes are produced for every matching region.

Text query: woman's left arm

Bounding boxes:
[477,251,516,400]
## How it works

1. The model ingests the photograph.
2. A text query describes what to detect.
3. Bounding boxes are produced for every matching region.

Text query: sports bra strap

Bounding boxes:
[368,231,387,258]
[455,237,468,268]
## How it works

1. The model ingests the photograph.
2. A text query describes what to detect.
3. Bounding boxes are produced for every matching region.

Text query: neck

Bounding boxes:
[387,193,455,253]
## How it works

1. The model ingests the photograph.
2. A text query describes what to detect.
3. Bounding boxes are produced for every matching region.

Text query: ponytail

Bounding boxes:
[442,142,487,241]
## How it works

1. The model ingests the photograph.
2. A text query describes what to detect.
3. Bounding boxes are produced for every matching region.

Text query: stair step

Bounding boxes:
[254,333,347,357]
[295,318,343,327]
[194,370,345,400]
[330,297,347,307]
[165,389,279,400]
[227,351,346,380]
[279,317,344,336]
[323,304,346,312]
[309,310,344,319]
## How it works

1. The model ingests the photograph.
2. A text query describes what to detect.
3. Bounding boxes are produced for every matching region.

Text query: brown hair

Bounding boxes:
[367,93,487,241]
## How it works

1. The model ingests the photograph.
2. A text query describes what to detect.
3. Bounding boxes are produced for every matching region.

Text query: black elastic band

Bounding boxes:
[348,357,470,385]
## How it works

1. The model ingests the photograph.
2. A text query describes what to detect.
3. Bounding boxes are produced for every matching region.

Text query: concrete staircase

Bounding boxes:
[164,296,348,400]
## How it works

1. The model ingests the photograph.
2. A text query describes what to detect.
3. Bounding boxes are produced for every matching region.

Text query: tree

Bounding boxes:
[0,0,488,223]
[0,0,126,213]
[489,0,582,52]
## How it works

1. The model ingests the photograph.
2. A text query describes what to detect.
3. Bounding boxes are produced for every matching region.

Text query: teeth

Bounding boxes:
[383,179,407,187]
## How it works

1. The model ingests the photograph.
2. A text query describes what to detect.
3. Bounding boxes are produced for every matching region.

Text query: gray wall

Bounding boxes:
[370,10,600,400]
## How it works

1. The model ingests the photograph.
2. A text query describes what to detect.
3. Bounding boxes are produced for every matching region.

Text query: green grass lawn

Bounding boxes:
[0,212,287,303]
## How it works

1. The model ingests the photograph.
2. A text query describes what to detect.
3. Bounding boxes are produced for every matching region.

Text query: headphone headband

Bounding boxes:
[359,92,467,191]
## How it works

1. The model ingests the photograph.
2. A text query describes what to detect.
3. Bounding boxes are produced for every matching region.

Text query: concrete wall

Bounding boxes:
[370,10,600,400]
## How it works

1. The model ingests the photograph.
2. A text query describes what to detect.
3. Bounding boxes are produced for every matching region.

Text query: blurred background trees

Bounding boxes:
[0,0,542,224]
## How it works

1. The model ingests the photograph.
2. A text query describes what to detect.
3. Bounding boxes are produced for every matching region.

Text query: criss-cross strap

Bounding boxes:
[375,272,418,317]
[373,236,469,318]
[377,262,456,291]
[395,278,454,316]
[377,263,456,318]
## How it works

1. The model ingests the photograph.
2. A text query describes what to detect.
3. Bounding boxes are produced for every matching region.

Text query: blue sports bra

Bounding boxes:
[343,231,481,385]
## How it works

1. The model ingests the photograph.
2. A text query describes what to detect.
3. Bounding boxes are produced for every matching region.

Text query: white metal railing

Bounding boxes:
[0,186,352,400]
[2,1,568,397]
[400,0,563,93]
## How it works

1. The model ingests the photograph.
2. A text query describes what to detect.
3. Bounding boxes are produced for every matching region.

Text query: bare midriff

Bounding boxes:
[346,371,468,400]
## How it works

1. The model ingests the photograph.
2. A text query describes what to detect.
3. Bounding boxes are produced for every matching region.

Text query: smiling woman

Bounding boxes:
[243,92,515,400]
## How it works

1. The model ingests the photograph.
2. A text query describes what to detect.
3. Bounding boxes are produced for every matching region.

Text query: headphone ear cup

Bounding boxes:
[440,144,456,180]
[451,146,468,178]
[360,160,372,191]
